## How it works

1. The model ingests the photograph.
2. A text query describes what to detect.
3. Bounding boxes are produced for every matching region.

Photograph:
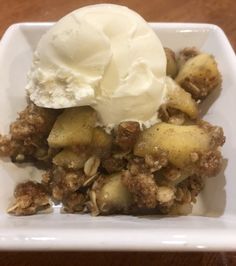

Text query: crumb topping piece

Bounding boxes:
[7,181,50,216]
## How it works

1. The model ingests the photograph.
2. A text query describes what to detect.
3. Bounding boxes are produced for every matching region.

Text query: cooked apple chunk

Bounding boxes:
[89,173,133,215]
[48,106,96,148]
[164,47,178,78]
[175,53,221,100]
[163,77,199,120]
[134,122,224,174]
[53,149,89,169]
[91,127,112,157]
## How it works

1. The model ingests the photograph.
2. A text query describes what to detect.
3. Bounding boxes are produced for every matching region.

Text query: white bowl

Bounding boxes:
[0,22,235,251]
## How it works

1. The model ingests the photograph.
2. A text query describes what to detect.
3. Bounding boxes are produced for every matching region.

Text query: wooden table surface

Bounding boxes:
[0,0,236,265]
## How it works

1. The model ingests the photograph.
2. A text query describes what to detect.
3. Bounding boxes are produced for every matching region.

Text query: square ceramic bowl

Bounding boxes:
[0,22,235,251]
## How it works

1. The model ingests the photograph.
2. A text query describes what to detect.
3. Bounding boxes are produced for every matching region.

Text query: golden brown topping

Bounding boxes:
[127,156,148,175]
[42,169,54,185]
[177,47,200,69]
[199,150,222,177]
[198,121,225,148]
[7,181,50,216]
[62,192,87,213]
[176,175,204,204]
[0,103,58,164]
[162,166,182,182]
[10,103,58,140]
[50,166,86,202]
[122,170,157,209]
[102,157,125,174]
[115,121,141,151]
[144,153,168,172]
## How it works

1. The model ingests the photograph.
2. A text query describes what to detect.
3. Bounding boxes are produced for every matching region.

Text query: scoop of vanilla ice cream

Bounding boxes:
[27,11,112,108]
[27,4,167,128]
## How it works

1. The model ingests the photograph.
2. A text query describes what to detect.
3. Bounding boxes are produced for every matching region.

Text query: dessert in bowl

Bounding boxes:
[0,4,225,218]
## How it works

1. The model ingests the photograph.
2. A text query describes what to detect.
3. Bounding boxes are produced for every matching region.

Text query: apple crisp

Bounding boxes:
[0,47,225,216]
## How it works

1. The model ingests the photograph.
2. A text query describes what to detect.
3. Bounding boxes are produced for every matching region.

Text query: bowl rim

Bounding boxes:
[0,22,236,251]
